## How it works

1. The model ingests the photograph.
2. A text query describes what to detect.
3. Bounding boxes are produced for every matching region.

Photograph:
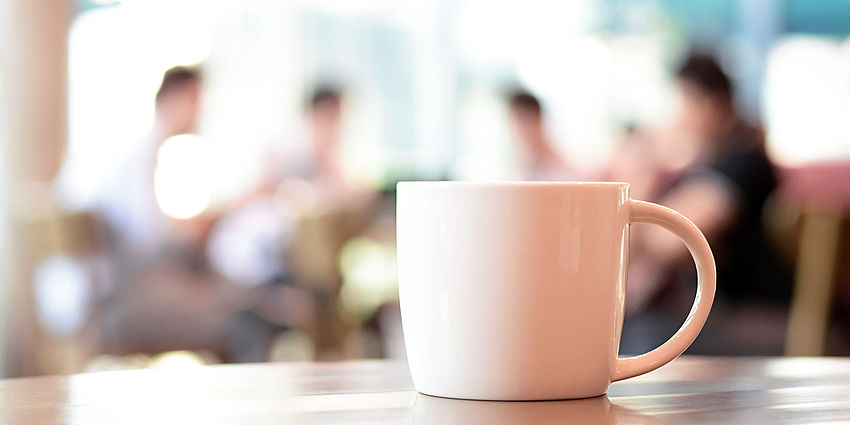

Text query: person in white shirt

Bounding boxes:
[507,90,577,181]
[96,66,202,260]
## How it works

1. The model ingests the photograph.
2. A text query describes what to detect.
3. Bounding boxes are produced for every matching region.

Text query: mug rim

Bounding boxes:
[397,181,628,188]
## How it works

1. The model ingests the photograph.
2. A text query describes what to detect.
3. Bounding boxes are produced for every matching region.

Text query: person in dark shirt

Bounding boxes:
[621,53,791,355]
[707,125,788,302]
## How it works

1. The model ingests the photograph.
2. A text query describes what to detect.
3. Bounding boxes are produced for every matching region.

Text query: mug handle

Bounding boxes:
[612,200,716,382]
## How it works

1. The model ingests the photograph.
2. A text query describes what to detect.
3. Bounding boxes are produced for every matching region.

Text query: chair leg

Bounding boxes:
[785,209,842,356]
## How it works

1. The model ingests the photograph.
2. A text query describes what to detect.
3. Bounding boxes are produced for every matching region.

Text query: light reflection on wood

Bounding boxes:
[2,357,850,424]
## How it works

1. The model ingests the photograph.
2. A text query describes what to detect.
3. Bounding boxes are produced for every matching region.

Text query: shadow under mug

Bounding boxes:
[412,393,672,425]
[397,182,715,400]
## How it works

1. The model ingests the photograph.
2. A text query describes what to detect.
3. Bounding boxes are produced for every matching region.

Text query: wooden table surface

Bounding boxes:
[2,356,850,424]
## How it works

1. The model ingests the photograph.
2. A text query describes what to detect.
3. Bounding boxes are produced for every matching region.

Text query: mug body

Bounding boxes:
[397,182,630,400]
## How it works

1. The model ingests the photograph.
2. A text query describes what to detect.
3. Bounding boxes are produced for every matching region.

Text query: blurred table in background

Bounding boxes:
[2,356,850,424]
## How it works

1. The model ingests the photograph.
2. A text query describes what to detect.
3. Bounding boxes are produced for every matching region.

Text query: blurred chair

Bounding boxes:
[776,162,850,355]
[13,200,104,376]
[289,202,373,359]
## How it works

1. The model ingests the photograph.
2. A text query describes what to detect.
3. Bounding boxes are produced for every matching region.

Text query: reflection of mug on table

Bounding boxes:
[397,182,715,400]
[412,394,672,425]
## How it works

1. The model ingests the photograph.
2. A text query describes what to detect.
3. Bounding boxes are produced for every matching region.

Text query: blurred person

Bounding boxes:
[281,87,373,201]
[276,87,402,358]
[206,86,383,360]
[91,66,227,354]
[621,53,791,355]
[89,66,314,364]
[209,86,371,293]
[94,66,203,259]
[257,86,376,212]
[281,86,377,358]
[507,90,576,181]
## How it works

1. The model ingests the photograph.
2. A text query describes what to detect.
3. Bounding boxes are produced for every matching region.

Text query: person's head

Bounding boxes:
[155,66,202,135]
[308,86,343,154]
[309,86,342,126]
[508,90,546,149]
[673,53,734,136]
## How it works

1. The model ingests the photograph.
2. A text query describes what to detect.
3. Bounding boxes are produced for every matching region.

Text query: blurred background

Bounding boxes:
[1,0,849,377]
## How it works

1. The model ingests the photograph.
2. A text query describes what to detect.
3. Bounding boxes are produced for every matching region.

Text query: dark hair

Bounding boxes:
[675,54,732,99]
[155,66,201,103]
[508,90,542,115]
[310,86,342,108]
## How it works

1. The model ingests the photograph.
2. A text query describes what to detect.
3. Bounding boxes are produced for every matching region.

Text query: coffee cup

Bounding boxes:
[397,182,715,400]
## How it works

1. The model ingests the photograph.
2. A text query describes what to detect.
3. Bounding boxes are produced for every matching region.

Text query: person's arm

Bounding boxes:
[626,176,738,314]
[645,176,738,260]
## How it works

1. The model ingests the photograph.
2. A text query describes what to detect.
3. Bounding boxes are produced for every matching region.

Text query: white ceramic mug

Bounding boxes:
[396,182,715,400]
